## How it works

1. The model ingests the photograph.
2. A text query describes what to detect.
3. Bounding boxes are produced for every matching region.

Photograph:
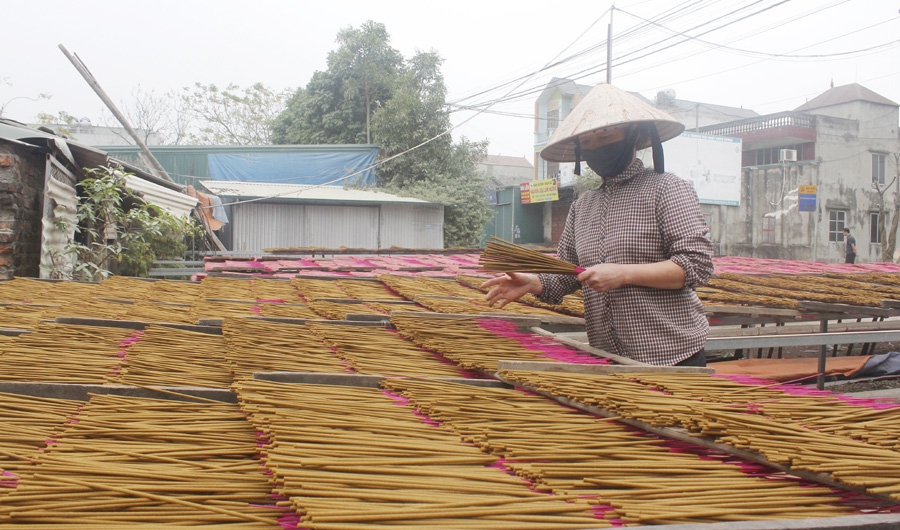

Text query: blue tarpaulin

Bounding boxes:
[207,149,379,186]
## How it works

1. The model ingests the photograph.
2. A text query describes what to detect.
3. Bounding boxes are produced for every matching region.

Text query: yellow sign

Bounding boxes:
[526,178,559,204]
[798,185,817,195]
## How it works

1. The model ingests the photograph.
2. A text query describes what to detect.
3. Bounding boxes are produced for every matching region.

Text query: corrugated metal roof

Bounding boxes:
[200,180,439,205]
[124,174,198,218]
[0,119,183,191]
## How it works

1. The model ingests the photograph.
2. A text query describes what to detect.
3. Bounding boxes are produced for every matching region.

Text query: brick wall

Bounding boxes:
[0,144,45,280]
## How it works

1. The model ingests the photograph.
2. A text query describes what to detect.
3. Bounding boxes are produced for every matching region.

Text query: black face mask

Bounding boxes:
[581,138,636,178]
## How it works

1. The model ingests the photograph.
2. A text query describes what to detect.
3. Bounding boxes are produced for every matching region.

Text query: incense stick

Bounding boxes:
[479,238,585,275]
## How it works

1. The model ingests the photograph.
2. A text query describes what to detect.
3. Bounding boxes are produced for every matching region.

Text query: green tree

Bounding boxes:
[372,51,492,247]
[272,22,493,247]
[272,20,402,145]
[182,82,290,145]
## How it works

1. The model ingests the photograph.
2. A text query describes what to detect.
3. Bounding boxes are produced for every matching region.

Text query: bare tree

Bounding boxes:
[40,81,290,147]
[1,89,52,119]
[872,153,900,262]
[101,86,189,145]
[181,82,291,145]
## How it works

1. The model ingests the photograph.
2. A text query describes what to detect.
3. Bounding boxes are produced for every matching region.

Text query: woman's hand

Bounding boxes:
[576,264,629,293]
[481,273,542,309]
[577,261,686,293]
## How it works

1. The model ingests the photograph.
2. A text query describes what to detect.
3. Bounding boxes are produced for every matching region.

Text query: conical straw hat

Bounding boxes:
[540,83,685,163]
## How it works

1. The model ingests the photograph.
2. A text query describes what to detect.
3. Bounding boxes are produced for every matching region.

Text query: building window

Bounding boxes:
[871,212,882,244]
[753,144,802,165]
[828,210,847,242]
[873,153,886,185]
[546,161,559,180]
[761,215,775,243]
[546,109,559,131]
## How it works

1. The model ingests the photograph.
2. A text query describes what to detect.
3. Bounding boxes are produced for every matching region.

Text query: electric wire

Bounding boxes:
[153,0,896,210]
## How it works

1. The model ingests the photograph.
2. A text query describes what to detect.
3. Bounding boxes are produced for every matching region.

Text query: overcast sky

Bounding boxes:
[1,0,898,160]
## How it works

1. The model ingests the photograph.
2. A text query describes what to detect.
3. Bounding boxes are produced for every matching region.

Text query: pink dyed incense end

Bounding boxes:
[0,471,18,489]
[573,265,586,274]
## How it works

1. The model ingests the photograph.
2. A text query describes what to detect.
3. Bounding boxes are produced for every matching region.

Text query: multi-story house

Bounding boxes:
[700,83,900,262]
[533,78,594,184]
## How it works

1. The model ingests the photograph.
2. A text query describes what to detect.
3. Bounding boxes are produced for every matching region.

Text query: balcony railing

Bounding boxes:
[700,112,816,137]
[534,128,556,145]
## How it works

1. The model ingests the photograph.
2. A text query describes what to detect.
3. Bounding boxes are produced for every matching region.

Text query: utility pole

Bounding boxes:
[606,5,614,84]
[59,44,227,252]
[58,44,173,183]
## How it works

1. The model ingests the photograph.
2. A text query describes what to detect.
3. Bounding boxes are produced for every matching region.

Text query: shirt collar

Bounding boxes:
[600,159,644,187]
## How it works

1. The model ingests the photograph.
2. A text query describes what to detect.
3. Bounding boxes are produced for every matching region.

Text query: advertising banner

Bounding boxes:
[521,178,559,204]
[652,132,743,206]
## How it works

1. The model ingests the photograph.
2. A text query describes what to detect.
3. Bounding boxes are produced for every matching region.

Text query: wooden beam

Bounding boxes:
[705,305,801,318]
[252,371,510,389]
[797,301,893,317]
[55,317,222,335]
[58,44,174,183]
[213,316,391,328]
[528,327,646,366]
[311,298,416,305]
[497,360,713,374]
[0,327,31,337]
[0,381,234,403]
[389,311,543,328]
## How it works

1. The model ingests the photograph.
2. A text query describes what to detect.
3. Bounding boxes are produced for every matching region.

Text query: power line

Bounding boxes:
[617,5,900,62]
[449,0,814,116]
[456,0,893,113]
[613,0,776,65]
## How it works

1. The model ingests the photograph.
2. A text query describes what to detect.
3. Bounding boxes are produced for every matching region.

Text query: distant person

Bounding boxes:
[482,83,713,367]
[844,228,857,264]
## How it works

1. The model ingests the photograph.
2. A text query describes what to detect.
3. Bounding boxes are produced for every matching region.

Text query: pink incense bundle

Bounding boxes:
[478,237,585,274]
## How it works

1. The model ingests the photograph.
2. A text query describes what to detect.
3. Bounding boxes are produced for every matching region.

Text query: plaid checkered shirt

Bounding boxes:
[538,159,713,366]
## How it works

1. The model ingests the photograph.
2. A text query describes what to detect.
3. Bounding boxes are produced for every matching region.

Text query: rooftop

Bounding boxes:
[481,155,532,168]
[200,180,440,205]
[794,83,899,112]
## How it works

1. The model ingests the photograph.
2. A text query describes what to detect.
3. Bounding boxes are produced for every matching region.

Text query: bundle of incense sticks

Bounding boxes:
[479,237,585,275]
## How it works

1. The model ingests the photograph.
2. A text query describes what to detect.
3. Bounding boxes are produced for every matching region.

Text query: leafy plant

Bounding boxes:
[573,167,603,196]
[46,166,197,281]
